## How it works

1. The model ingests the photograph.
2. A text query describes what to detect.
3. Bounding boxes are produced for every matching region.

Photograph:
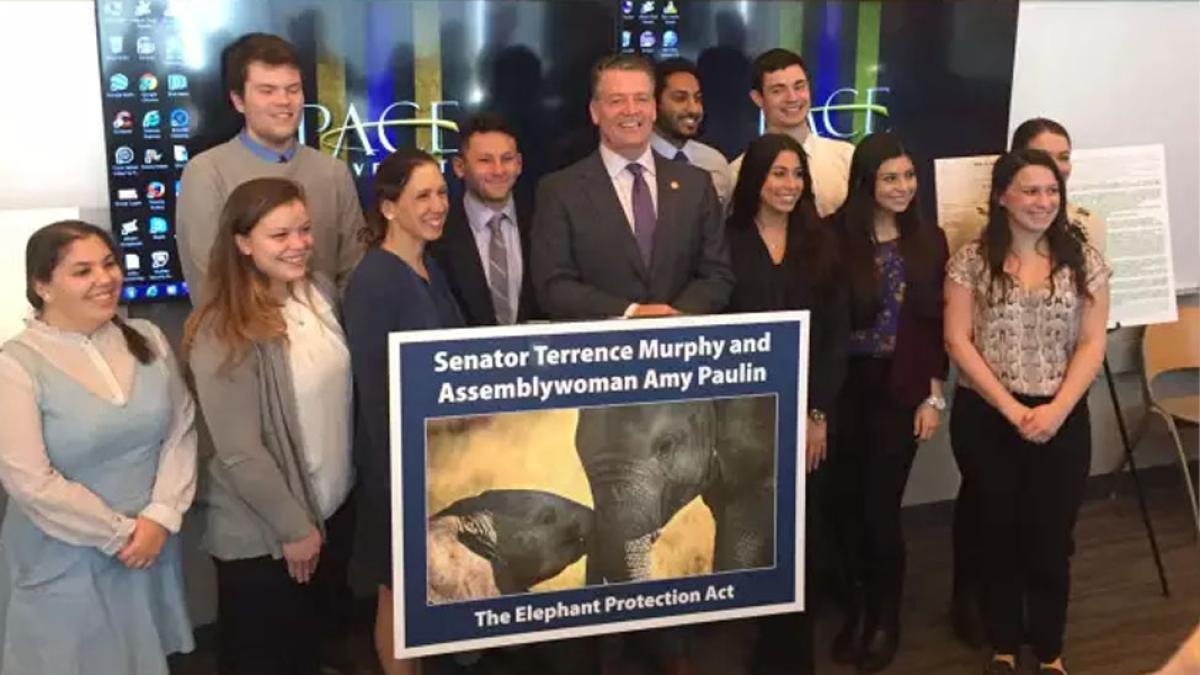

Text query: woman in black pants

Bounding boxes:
[829,132,948,673]
[945,149,1109,675]
[721,132,849,675]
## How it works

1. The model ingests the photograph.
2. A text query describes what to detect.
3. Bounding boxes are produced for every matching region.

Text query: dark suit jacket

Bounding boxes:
[531,149,733,319]
[429,196,540,326]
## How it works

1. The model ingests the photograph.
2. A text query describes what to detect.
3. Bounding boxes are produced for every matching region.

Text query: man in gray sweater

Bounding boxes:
[176,33,364,304]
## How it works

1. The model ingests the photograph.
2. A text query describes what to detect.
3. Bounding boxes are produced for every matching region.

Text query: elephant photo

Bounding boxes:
[574,395,777,584]
[426,489,594,603]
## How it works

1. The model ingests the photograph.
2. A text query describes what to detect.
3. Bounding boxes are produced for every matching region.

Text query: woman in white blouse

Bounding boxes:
[183,177,356,675]
[945,149,1110,675]
[0,220,197,674]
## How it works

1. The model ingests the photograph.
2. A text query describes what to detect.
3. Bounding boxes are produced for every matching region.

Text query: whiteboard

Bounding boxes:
[1010,0,1200,291]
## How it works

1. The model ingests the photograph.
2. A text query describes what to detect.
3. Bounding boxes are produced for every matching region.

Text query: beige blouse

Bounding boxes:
[947,241,1111,397]
[0,317,197,555]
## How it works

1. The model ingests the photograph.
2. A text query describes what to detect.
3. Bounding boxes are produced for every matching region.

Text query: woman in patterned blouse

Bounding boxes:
[944,149,1111,675]
[827,132,949,673]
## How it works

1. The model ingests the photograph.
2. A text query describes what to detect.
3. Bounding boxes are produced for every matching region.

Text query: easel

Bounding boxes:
[1102,324,1170,596]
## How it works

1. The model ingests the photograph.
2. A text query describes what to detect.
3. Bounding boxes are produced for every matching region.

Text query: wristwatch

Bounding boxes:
[808,408,827,423]
[921,395,947,411]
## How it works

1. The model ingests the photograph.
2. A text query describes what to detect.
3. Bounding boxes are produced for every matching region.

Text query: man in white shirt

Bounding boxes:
[650,57,734,206]
[730,48,854,217]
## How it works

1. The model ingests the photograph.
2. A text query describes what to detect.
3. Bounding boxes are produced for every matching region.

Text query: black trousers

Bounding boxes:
[950,387,1090,662]
[213,498,356,675]
[831,356,919,624]
[749,459,833,675]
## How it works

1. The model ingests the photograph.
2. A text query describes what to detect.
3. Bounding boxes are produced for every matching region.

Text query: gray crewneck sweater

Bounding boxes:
[176,137,366,304]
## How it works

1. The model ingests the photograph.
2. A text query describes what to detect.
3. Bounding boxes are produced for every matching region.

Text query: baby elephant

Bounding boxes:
[427,489,594,603]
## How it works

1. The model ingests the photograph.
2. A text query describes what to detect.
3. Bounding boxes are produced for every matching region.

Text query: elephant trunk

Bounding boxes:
[589,483,660,583]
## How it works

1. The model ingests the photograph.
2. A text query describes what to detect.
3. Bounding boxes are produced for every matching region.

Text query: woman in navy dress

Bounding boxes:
[344,148,463,675]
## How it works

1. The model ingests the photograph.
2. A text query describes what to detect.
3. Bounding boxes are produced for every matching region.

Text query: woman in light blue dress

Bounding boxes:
[0,221,197,674]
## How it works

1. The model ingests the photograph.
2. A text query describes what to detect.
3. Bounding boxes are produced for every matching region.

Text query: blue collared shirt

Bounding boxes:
[463,191,522,323]
[239,130,299,164]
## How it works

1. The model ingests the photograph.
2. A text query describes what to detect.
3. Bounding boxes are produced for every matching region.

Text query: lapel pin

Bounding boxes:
[670,180,679,190]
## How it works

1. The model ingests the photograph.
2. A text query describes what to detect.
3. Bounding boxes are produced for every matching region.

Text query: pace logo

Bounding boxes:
[805,86,892,140]
[301,101,461,176]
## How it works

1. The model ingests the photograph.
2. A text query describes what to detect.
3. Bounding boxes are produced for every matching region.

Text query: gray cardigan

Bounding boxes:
[188,279,338,560]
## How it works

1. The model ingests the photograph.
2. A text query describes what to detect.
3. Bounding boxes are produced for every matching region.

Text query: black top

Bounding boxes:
[342,247,464,584]
[725,220,850,416]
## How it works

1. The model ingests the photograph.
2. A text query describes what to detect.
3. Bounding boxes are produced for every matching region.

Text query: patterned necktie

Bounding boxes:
[486,214,515,324]
[626,163,656,266]
[673,149,688,163]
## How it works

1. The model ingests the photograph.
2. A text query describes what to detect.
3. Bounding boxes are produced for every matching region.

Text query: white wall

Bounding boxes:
[1009,0,1200,291]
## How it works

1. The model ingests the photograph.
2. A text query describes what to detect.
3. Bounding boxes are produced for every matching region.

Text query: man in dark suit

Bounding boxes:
[430,113,539,326]
[532,54,733,321]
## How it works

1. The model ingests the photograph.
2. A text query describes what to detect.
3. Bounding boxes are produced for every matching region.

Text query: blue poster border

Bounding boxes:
[388,312,810,658]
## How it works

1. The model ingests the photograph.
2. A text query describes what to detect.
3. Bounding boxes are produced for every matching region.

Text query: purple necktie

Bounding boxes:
[626,162,656,266]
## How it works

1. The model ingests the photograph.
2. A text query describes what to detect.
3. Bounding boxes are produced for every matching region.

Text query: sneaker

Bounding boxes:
[983,657,1017,674]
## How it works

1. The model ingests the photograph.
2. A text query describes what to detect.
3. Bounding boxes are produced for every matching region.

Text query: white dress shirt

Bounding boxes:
[730,123,854,217]
[463,190,523,318]
[599,142,659,232]
[281,287,354,519]
[651,131,734,205]
[0,317,197,553]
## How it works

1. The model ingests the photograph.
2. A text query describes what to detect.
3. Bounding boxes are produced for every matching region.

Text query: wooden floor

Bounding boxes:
[172,471,1199,675]
[821,472,1200,675]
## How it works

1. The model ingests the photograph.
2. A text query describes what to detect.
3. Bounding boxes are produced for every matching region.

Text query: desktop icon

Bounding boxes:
[124,287,139,301]
[640,30,657,49]
[125,253,141,271]
[173,145,189,162]
[115,146,135,165]
[113,111,133,130]
[134,0,153,17]
[663,0,679,15]
[620,0,634,14]
[109,73,129,92]
[148,216,169,234]
[117,188,138,201]
[662,30,679,48]
[136,36,155,56]
[139,73,158,91]
[165,284,179,297]
[151,251,170,268]
[109,36,125,54]
[142,110,160,128]
[146,181,166,199]
[120,219,138,236]
[103,1,124,17]
[167,73,188,91]
[145,285,160,298]
[144,148,164,164]
[169,108,190,129]
[621,31,632,49]
[640,1,655,15]
[174,179,182,196]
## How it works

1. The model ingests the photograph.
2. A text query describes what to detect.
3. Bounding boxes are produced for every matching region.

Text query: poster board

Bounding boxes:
[387,313,809,658]
[933,145,1178,327]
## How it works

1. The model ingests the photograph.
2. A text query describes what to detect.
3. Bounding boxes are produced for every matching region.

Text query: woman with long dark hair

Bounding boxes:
[0,221,196,674]
[829,132,948,673]
[185,178,357,675]
[945,149,1109,675]
[344,148,463,675]
[724,133,849,675]
[950,116,1109,648]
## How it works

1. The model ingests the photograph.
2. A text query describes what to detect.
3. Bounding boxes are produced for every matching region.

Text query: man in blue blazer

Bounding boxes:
[532,54,733,321]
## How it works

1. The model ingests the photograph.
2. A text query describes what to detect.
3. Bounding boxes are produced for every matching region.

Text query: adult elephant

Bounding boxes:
[574,396,776,583]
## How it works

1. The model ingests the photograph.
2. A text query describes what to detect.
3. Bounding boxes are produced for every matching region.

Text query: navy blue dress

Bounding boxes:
[344,247,464,587]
